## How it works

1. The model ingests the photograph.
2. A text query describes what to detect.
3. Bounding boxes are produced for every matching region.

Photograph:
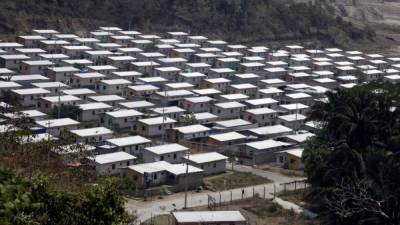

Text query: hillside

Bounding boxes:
[0,0,375,48]
[326,0,400,53]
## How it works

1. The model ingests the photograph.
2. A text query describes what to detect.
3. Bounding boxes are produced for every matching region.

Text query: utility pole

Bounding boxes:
[184,150,190,209]
[295,102,298,134]
[161,88,167,144]
[57,84,61,118]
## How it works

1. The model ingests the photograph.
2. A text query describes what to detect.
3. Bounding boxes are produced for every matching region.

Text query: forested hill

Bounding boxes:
[2,0,375,47]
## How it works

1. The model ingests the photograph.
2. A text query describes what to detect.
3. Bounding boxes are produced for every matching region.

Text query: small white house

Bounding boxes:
[90,151,136,175]
[97,79,131,96]
[103,109,143,131]
[37,95,82,113]
[137,116,177,137]
[242,107,277,126]
[70,127,114,144]
[212,101,246,120]
[11,88,51,107]
[78,102,113,122]
[183,152,228,175]
[168,124,211,142]
[180,96,214,113]
[172,211,246,225]
[36,118,80,136]
[105,135,151,156]
[88,94,126,107]
[143,143,189,164]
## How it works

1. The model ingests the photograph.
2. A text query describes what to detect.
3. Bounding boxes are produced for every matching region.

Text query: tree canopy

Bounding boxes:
[303,81,400,225]
[0,168,135,225]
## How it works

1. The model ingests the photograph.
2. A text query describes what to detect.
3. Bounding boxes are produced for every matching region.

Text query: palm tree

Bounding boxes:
[308,81,399,151]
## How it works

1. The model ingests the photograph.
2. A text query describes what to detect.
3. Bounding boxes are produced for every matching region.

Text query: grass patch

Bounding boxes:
[141,214,172,225]
[204,171,271,191]
[278,189,311,208]
[261,164,304,177]
[243,202,283,218]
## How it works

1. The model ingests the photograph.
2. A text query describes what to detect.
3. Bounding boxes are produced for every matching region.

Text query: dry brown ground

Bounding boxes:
[141,198,320,225]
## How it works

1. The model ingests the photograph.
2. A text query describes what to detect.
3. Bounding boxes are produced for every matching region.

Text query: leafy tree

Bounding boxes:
[182,112,198,126]
[303,81,400,225]
[51,105,81,120]
[0,168,135,225]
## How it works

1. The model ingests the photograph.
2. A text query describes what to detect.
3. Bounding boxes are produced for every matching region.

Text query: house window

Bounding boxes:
[153,173,157,180]
[112,164,116,170]
[126,161,130,166]
[160,156,164,160]
[213,163,217,168]
[173,154,177,159]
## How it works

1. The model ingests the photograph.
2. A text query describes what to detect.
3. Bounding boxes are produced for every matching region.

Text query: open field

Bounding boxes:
[204,171,272,191]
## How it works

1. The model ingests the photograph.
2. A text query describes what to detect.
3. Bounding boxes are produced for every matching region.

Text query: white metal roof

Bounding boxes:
[192,88,221,95]
[173,124,210,134]
[128,84,159,92]
[79,102,112,111]
[105,109,143,118]
[185,152,228,164]
[62,88,96,95]
[12,88,50,95]
[73,72,106,78]
[156,90,193,97]
[0,81,21,88]
[92,151,136,164]
[194,112,218,121]
[106,135,151,147]
[278,148,304,158]
[173,211,246,223]
[246,107,276,115]
[70,127,113,137]
[47,66,80,73]
[184,96,214,103]
[209,131,246,142]
[151,106,185,114]
[41,95,80,103]
[32,81,69,88]
[249,125,293,136]
[278,113,307,122]
[36,118,79,128]
[220,93,249,101]
[165,82,194,89]
[286,132,315,143]
[118,101,154,109]
[246,139,291,150]
[245,98,278,106]
[139,116,176,125]
[216,119,251,128]
[145,143,188,155]
[88,95,125,102]
[214,101,245,109]
[100,79,131,85]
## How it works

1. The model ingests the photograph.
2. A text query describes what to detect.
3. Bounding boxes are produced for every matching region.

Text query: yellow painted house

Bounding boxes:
[276,148,304,170]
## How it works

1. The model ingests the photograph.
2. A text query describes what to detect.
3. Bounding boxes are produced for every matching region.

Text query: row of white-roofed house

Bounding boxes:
[0,27,399,190]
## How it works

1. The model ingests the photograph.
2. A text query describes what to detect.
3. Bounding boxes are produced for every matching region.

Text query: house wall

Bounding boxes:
[276,153,303,170]
[143,150,187,164]
[189,159,226,176]
[95,159,134,175]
